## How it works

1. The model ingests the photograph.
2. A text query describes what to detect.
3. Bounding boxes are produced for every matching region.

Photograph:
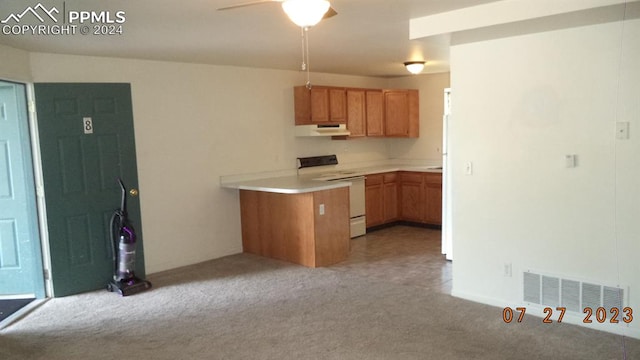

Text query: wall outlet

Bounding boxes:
[319,204,325,215]
[504,263,512,277]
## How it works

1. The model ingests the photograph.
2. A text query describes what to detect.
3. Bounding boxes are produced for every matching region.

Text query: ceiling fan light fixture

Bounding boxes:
[282,0,331,28]
[404,61,426,75]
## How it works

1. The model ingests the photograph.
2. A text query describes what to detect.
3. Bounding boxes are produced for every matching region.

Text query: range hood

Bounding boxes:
[295,124,351,137]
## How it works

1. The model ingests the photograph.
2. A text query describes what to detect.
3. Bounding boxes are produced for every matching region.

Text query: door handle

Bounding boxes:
[129,188,139,197]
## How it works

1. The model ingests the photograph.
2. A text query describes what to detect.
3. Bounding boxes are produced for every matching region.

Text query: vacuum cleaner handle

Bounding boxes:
[117,177,127,214]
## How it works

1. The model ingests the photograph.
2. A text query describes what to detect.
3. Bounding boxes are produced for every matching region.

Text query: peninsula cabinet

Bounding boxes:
[384,89,419,138]
[294,86,346,125]
[240,187,350,267]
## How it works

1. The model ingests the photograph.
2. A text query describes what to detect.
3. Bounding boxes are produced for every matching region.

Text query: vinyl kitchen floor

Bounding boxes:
[330,225,452,293]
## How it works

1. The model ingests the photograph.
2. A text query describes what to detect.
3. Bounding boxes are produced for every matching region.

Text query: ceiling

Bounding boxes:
[0,0,498,77]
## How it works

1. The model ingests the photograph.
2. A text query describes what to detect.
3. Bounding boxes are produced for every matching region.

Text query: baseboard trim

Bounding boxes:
[367,221,441,233]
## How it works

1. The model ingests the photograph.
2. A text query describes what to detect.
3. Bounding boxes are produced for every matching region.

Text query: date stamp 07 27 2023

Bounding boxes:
[503,306,634,324]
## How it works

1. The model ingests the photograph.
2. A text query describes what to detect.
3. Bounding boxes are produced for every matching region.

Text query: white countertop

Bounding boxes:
[220,164,442,194]
[309,165,442,181]
[221,175,352,194]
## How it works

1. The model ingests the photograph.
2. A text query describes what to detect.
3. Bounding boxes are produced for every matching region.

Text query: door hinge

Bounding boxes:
[43,269,50,280]
[28,100,36,114]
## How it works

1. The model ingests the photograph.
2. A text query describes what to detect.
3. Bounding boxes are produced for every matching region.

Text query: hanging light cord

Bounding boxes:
[300,27,306,72]
[300,26,312,89]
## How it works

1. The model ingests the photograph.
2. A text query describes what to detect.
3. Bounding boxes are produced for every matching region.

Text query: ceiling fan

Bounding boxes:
[217,0,338,28]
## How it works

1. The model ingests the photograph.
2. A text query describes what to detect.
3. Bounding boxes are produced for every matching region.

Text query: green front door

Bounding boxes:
[34,83,145,297]
[0,81,44,298]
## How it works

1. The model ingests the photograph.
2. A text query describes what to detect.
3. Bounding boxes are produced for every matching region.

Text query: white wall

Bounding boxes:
[1,43,446,277]
[26,53,392,273]
[449,5,639,338]
[0,44,31,81]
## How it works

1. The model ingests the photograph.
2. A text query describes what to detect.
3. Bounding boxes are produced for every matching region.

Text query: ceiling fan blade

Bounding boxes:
[217,0,281,11]
[323,6,337,20]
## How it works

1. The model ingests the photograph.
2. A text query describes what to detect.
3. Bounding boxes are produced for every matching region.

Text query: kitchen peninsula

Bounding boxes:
[221,176,351,268]
[221,163,442,268]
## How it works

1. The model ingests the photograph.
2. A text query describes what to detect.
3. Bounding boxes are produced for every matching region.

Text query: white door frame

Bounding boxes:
[25,82,54,298]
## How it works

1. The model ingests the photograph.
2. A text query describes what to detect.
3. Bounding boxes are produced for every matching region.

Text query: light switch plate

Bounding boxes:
[565,154,577,168]
[616,122,630,140]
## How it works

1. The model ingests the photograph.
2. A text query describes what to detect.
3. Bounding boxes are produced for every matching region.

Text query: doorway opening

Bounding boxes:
[0,80,46,325]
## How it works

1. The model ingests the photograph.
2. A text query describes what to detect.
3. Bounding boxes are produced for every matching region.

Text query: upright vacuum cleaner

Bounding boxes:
[107,178,152,296]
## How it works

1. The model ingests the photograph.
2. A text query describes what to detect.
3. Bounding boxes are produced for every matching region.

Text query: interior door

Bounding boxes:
[34,83,145,297]
[0,81,44,298]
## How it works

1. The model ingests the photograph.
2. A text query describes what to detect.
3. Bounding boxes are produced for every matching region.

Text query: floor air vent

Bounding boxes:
[523,271,624,313]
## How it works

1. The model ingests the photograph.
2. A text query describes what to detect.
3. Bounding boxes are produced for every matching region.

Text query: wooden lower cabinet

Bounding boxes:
[383,173,399,222]
[366,171,442,228]
[365,174,384,227]
[239,187,350,267]
[423,173,442,225]
[399,172,424,222]
[365,172,399,227]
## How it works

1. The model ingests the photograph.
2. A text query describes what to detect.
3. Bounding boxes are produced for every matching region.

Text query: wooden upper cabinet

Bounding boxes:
[294,86,312,124]
[366,90,384,137]
[346,89,366,137]
[294,86,346,125]
[295,86,418,138]
[384,90,408,136]
[310,87,330,123]
[384,89,419,138]
[328,88,346,123]
[408,89,419,138]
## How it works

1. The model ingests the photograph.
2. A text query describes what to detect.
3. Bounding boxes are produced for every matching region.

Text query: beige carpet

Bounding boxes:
[0,253,637,360]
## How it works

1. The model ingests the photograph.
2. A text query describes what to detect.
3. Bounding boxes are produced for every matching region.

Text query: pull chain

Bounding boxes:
[300,26,306,72]
[300,26,312,89]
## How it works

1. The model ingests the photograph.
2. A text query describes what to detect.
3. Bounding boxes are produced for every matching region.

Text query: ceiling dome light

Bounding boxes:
[282,0,330,28]
[404,61,426,75]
